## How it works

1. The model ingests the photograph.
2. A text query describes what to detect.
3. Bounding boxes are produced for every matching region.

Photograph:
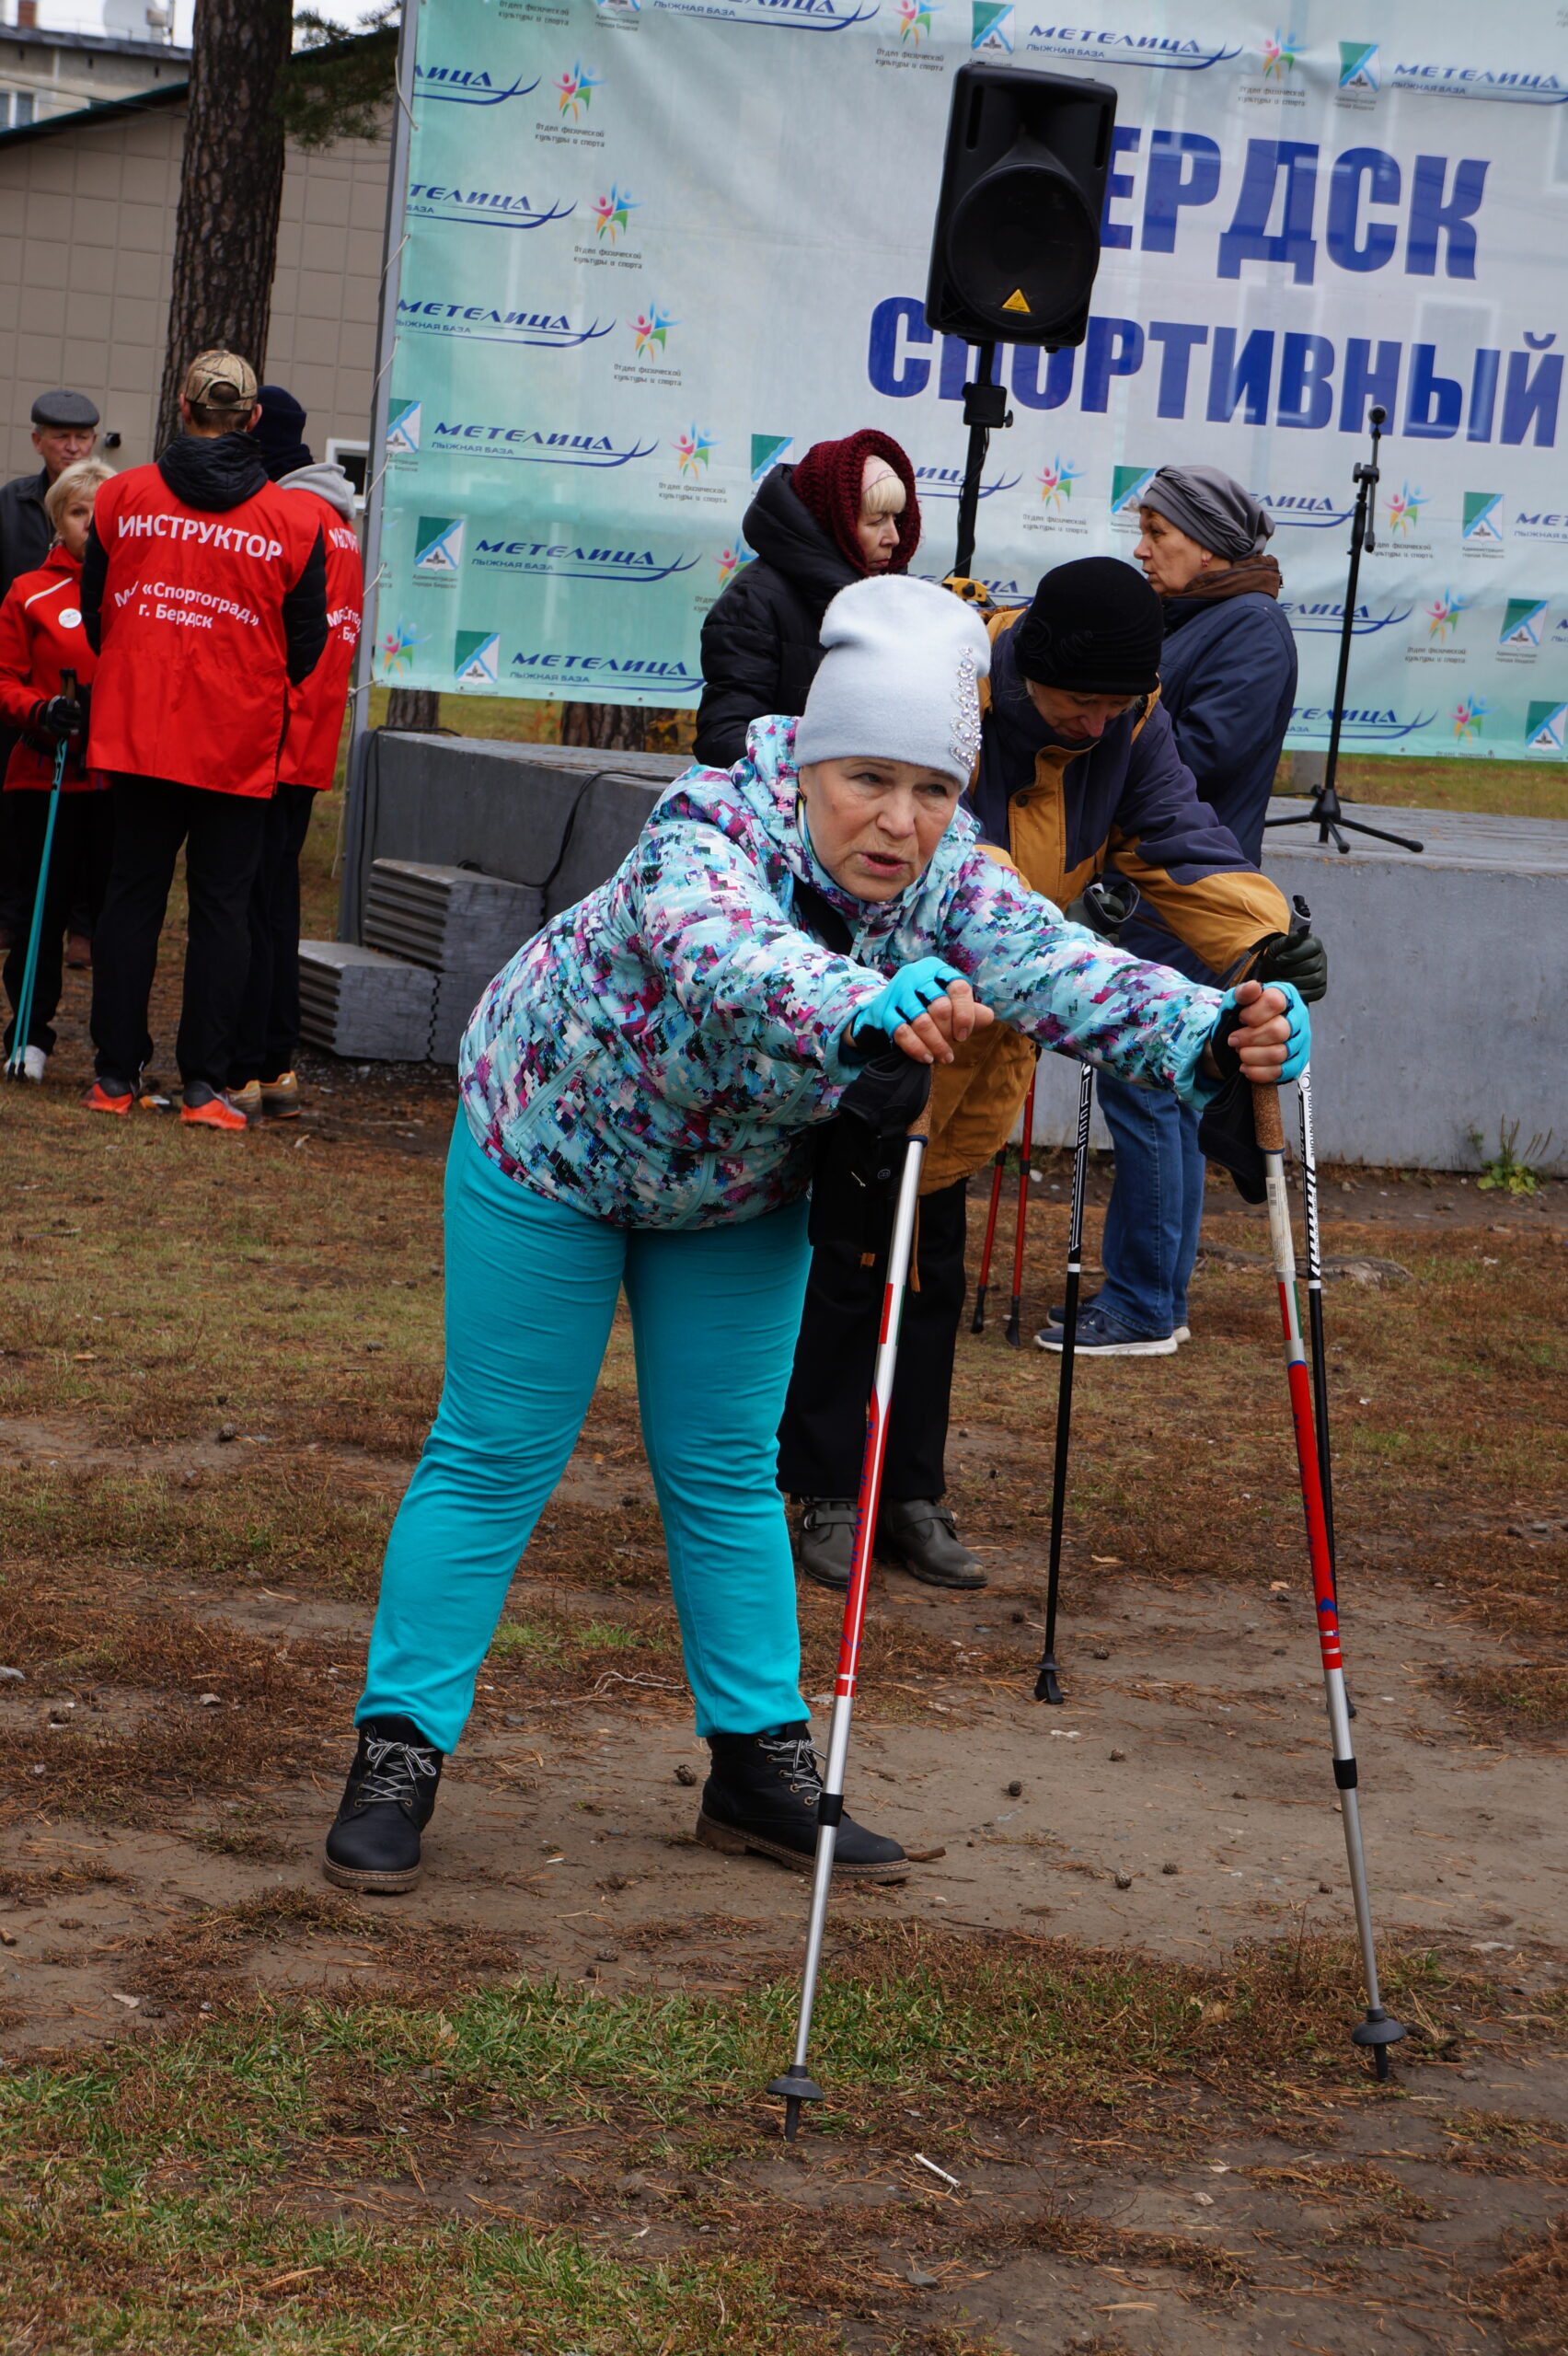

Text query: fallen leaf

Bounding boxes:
[72,1352,98,1363]
[905,1844,947,1863]
[110,1992,141,2009]
[1090,1553,1122,1565]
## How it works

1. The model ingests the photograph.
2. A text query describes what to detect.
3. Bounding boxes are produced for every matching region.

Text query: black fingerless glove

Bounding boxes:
[1251,929,1328,1004]
[33,695,85,742]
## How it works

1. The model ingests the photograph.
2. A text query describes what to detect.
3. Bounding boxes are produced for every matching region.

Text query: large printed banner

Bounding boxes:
[376,0,1568,758]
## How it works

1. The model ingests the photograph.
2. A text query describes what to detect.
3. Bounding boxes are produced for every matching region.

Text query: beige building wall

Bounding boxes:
[0,98,387,479]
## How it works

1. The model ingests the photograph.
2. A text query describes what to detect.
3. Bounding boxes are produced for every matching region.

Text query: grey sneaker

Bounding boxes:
[1035,1303,1178,1357]
[1041,1297,1190,1345]
[792,1497,857,1591]
[877,1497,986,1589]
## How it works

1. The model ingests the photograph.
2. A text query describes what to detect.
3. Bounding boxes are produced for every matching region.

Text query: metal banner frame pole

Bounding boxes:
[336,0,421,942]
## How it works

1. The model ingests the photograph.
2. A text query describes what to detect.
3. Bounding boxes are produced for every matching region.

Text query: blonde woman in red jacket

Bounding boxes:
[0,457,113,1079]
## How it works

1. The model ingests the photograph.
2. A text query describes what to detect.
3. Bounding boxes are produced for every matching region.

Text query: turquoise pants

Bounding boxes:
[357,1116,814,1751]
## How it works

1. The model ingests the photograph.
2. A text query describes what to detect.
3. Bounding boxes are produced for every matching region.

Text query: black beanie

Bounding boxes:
[1012,557,1163,695]
[248,383,313,481]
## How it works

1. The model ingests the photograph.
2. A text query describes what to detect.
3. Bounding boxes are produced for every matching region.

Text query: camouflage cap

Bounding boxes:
[179,349,259,413]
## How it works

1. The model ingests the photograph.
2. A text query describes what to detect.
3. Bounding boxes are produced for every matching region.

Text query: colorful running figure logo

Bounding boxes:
[1451,696,1487,742]
[1386,483,1424,537]
[555,62,602,117]
[898,0,934,40]
[1036,455,1082,512]
[594,185,638,242]
[632,304,675,357]
[1262,28,1299,76]
[717,546,751,587]
[378,618,424,678]
[1424,589,1467,641]
[676,426,714,477]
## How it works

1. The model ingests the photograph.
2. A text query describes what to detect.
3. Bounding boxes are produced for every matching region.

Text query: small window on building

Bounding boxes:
[15,91,34,127]
[326,439,370,514]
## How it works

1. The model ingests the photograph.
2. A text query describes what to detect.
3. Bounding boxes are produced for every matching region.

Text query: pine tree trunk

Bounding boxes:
[156,0,294,452]
[559,703,649,754]
[384,688,442,733]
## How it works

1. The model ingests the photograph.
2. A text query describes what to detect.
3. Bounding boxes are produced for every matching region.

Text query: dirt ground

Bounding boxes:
[2,942,1566,2353]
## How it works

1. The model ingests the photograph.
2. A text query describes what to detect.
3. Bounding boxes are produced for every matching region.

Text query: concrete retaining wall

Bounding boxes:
[342,733,1567,1175]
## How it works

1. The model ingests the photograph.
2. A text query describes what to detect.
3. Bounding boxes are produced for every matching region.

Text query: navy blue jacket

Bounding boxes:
[968,615,1287,988]
[1119,590,1297,981]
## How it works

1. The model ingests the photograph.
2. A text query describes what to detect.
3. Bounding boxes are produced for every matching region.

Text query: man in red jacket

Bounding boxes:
[81,350,328,1128]
[228,385,363,1120]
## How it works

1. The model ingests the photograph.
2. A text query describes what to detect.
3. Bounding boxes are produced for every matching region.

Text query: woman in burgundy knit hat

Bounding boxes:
[694,428,920,768]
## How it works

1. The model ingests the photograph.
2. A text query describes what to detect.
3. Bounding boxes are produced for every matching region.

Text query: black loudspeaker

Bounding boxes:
[926,63,1116,350]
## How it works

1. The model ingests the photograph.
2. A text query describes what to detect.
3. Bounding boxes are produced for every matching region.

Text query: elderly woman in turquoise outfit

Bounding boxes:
[319,577,1309,1897]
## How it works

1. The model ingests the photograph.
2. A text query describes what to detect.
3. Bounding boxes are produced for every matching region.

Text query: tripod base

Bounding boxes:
[1033,1653,1065,1705]
[1352,2008,1408,2082]
[1265,789,1424,858]
[767,2064,825,2141]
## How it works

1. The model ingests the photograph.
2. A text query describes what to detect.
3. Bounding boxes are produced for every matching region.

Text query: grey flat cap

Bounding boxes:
[30,388,100,430]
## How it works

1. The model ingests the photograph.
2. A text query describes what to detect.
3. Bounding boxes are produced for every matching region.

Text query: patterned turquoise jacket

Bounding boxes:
[459,717,1224,1229]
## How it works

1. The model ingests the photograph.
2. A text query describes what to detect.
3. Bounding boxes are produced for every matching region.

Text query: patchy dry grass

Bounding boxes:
[1437,1663,1568,1745]
[1476,2213,1568,2351]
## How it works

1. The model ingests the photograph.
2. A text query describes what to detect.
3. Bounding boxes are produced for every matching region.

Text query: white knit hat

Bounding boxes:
[794,575,991,785]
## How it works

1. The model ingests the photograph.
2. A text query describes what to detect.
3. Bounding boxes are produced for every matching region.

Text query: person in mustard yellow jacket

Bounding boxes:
[778,557,1324,1593]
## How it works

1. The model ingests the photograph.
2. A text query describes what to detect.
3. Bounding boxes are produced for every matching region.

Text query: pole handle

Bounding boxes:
[60,668,77,701]
[1252,1084,1286,1154]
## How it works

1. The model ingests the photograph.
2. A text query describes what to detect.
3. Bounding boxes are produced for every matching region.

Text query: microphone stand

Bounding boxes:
[951,342,1010,582]
[1265,404,1424,857]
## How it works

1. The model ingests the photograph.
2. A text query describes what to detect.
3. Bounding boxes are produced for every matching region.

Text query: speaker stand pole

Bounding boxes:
[952,341,1010,583]
[1265,403,1424,859]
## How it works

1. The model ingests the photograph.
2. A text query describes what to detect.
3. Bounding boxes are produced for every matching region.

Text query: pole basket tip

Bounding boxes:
[970,1288,987,1334]
[1004,1306,1021,1347]
[1033,1660,1065,1705]
[767,2066,825,2139]
[1352,2011,1407,2081]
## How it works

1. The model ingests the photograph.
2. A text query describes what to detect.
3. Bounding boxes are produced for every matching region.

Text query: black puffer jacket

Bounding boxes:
[693,467,859,768]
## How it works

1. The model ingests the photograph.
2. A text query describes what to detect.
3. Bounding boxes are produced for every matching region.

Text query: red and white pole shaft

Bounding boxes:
[776,1101,930,2131]
[1004,1065,1038,1346]
[1253,1081,1403,2076]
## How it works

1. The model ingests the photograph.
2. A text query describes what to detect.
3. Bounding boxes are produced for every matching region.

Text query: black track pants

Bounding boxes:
[776,1174,969,1504]
[231,781,317,1088]
[90,774,267,1092]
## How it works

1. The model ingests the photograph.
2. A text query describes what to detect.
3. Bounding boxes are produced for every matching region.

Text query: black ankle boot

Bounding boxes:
[697,1723,907,1882]
[323,1715,443,1894]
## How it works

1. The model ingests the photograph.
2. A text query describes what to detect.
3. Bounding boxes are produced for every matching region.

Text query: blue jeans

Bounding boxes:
[1095,1070,1205,1337]
[357,1116,813,1751]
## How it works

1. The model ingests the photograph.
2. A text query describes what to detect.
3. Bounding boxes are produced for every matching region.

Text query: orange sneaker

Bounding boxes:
[179,1084,249,1133]
[84,1079,134,1116]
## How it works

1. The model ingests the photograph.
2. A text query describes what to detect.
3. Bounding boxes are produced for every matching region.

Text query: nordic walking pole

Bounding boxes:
[1287,895,1336,1588]
[1254,1075,1405,2079]
[5,669,75,1082]
[971,1148,1007,1333]
[768,1092,932,2141]
[1003,1061,1039,1345]
[1297,1059,1336,1584]
[1032,1057,1091,1705]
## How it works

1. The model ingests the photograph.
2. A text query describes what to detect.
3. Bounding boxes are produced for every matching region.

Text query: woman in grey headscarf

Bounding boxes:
[1039,463,1309,1360]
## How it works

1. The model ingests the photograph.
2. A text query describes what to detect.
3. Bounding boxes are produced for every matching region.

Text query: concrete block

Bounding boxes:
[363,859,542,977]
[298,940,435,1063]
[344,731,681,939]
